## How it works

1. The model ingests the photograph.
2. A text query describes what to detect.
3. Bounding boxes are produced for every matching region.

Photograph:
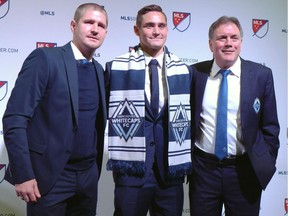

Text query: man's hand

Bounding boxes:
[15,179,41,202]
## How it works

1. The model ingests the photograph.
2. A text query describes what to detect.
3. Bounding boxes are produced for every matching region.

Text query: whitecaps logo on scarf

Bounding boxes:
[110,98,143,141]
[170,103,190,145]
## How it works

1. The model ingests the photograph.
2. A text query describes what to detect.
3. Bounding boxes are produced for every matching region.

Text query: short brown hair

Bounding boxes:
[73,3,108,27]
[136,4,167,27]
[209,16,243,39]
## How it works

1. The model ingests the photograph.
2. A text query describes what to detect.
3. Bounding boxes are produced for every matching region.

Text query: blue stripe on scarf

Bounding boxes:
[167,73,190,94]
[115,54,145,63]
[110,69,145,91]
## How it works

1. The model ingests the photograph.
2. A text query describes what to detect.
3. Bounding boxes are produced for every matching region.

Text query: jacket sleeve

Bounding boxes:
[2,48,49,184]
[259,67,280,159]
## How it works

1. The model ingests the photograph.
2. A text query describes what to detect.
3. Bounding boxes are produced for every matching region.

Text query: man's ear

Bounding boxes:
[134,25,139,36]
[208,40,213,52]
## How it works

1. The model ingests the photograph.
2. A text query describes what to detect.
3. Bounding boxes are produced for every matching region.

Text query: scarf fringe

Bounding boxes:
[107,159,146,177]
[168,162,192,179]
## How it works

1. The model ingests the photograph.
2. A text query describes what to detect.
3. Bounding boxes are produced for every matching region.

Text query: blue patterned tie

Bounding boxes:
[78,59,90,64]
[215,69,231,159]
[149,59,159,117]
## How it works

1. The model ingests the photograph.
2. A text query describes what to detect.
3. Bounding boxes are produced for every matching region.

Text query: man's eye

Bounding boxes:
[98,24,106,29]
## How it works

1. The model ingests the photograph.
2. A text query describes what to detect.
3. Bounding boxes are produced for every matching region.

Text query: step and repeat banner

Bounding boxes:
[0,0,287,215]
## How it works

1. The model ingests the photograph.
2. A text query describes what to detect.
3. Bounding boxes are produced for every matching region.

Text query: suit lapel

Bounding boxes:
[240,59,253,131]
[193,64,210,113]
[93,60,107,122]
[144,95,155,120]
[62,44,79,128]
[195,71,209,106]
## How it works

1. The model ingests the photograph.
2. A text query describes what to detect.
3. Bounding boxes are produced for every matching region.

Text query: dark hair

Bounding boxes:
[136,4,167,27]
[208,16,243,39]
[74,3,108,27]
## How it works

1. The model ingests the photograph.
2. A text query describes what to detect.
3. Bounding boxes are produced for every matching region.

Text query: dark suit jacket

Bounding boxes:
[190,58,280,190]
[105,60,189,187]
[2,42,107,195]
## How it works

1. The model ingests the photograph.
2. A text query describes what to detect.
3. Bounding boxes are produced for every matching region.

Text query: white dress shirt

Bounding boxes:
[71,41,92,62]
[195,57,246,156]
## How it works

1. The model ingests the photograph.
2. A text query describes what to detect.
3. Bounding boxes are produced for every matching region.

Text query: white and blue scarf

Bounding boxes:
[107,45,192,178]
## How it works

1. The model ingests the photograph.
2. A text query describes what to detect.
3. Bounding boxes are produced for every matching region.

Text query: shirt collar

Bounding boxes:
[70,41,92,62]
[143,51,164,68]
[211,56,241,78]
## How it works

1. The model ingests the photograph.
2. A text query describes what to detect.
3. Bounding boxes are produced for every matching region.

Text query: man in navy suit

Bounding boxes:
[105,4,192,216]
[2,3,108,215]
[189,16,280,216]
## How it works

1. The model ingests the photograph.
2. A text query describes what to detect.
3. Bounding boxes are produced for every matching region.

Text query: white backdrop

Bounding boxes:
[0,0,287,215]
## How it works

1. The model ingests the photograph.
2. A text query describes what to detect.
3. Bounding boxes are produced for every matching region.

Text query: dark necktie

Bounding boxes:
[149,59,159,117]
[215,69,231,159]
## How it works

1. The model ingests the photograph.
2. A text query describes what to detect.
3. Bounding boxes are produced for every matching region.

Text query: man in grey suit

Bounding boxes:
[189,16,280,216]
[2,3,107,215]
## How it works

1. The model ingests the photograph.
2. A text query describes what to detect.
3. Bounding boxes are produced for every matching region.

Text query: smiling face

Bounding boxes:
[71,6,107,59]
[134,11,168,57]
[209,22,242,69]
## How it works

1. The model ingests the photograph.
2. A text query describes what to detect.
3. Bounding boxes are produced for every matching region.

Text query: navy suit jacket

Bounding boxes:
[2,42,107,195]
[190,58,279,189]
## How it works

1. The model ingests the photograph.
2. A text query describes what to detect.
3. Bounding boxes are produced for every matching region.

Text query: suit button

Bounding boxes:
[72,126,77,133]
[150,142,155,146]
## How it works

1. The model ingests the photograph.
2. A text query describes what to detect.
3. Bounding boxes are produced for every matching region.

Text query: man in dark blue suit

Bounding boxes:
[2,3,108,215]
[189,16,280,216]
[105,4,192,216]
